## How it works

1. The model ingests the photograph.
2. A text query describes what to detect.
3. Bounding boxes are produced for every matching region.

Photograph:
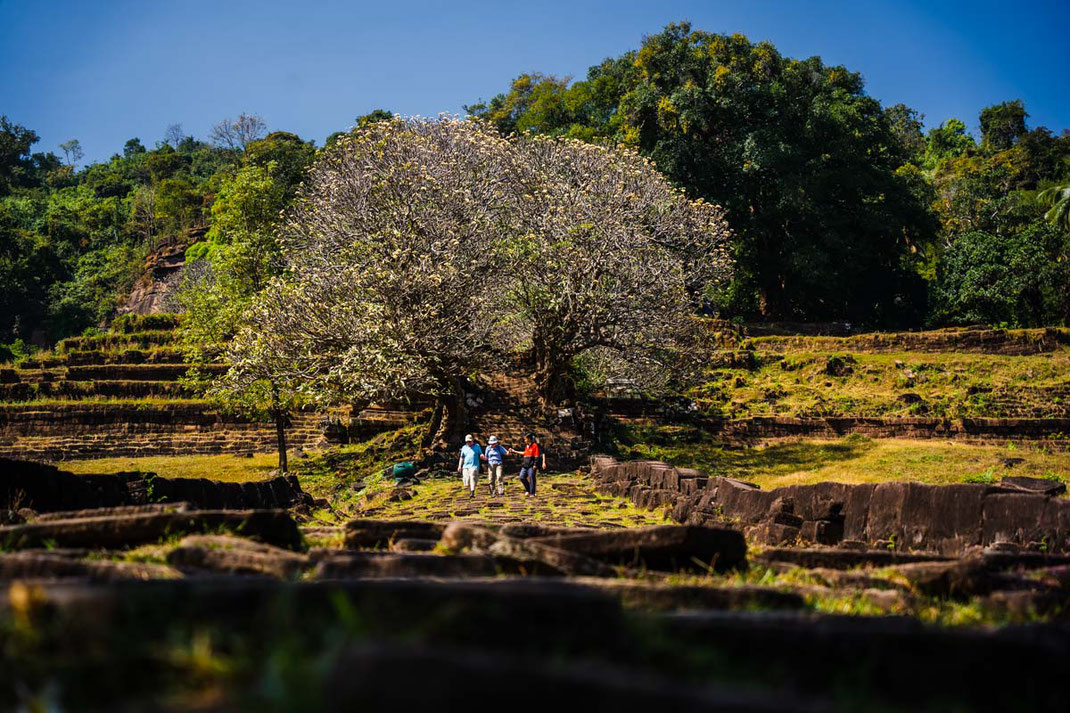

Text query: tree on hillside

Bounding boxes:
[211,291,309,473]
[980,100,1028,152]
[469,23,934,325]
[163,123,185,149]
[210,113,267,151]
[356,109,393,129]
[1039,184,1070,231]
[929,224,1069,327]
[180,131,316,349]
[0,116,40,193]
[885,104,926,162]
[58,139,83,167]
[123,138,146,157]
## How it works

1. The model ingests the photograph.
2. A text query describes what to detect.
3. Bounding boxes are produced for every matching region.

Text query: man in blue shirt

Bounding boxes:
[484,435,509,496]
[457,434,483,499]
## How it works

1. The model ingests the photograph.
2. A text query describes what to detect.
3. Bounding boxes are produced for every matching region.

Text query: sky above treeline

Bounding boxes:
[2,0,1068,165]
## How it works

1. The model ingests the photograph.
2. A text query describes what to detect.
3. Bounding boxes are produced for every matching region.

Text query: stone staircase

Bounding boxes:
[468,370,589,467]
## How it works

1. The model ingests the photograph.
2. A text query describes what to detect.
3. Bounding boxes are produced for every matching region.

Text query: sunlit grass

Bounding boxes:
[58,452,283,482]
[615,430,1070,489]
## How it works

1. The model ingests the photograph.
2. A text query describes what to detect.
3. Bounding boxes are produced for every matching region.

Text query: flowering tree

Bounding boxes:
[234,118,515,445]
[500,135,733,403]
[225,117,733,446]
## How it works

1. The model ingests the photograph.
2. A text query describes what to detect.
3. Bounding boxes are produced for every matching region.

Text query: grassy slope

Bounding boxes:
[614,427,1070,489]
[693,349,1070,418]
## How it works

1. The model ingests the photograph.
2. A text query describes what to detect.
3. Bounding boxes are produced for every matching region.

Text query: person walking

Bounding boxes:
[509,432,546,497]
[457,434,483,499]
[484,435,509,496]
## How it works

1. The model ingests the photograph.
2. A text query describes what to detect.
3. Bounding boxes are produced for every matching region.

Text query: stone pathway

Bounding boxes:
[363,472,671,529]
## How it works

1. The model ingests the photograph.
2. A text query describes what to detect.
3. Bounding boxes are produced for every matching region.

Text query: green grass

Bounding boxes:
[693,348,1070,419]
[368,472,673,527]
[613,425,1070,489]
[290,423,427,507]
[59,452,282,482]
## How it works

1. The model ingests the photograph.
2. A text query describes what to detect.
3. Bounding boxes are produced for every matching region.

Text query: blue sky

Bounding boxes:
[2,0,1068,165]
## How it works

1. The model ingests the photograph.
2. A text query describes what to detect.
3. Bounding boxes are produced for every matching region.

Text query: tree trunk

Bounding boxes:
[531,331,575,407]
[270,385,288,474]
[274,409,288,474]
[534,364,574,407]
[428,377,468,448]
[422,402,444,449]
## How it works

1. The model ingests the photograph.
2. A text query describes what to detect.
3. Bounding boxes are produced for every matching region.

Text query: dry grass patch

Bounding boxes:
[57,452,284,482]
[616,431,1070,490]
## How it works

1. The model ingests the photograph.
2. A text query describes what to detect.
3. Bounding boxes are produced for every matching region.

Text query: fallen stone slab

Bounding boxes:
[166,535,309,578]
[998,476,1067,496]
[441,523,616,577]
[884,556,995,598]
[797,568,909,592]
[32,502,190,522]
[312,551,499,579]
[390,538,439,552]
[980,551,1070,572]
[662,610,1070,711]
[0,509,303,550]
[344,519,446,549]
[498,523,599,539]
[531,525,747,572]
[439,522,502,551]
[0,578,626,658]
[301,526,345,537]
[570,577,805,612]
[754,547,952,570]
[323,643,820,712]
[0,552,181,581]
[984,588,1070,620]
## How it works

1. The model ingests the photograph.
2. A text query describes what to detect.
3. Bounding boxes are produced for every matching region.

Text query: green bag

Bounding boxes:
[389,461,417,481]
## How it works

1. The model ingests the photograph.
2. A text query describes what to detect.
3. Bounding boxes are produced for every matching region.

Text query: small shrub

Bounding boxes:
[963,468,997,484]
[111,313,183,333]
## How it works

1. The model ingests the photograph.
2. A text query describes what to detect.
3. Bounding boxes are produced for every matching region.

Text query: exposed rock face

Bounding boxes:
[591,456,1070,555]
[120,227,206,315]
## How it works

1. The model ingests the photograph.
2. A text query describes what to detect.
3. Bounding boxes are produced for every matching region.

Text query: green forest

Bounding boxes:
[2,22,1068,363]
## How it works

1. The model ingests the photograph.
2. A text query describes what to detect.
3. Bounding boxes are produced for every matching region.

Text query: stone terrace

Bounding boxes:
[0,315,335,460]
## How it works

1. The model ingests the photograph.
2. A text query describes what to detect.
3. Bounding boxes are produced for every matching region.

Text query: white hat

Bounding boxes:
[464,434,474,441]
[488,436,499,444]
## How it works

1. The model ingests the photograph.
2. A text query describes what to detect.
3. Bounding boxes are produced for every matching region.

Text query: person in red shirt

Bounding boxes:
[508,432,546,496]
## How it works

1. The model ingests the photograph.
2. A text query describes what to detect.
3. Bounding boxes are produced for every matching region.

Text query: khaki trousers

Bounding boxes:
[486,463,504,494]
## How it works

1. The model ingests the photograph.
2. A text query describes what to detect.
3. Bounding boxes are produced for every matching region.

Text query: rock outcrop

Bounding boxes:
[591,456,1070,555]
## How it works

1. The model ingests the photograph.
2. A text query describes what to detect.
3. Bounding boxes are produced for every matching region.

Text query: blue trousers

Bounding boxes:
[518,466,537,494]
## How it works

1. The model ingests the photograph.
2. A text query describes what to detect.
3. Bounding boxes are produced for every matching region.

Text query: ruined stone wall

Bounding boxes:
[590,456,1070,555]
[0,404,329,460]
[596,406,1070,447]
[703,416,1070,444]
[0,458,309,512]
[744,326,1070,355]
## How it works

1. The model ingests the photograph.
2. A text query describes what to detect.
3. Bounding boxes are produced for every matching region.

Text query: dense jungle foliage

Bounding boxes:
[1,22,1068,362]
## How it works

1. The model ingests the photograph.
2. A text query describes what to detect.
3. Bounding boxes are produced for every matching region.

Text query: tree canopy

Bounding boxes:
[221,118,732,443]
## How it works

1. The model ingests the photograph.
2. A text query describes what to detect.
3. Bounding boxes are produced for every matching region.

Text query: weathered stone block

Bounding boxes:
[530,525,746,572]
